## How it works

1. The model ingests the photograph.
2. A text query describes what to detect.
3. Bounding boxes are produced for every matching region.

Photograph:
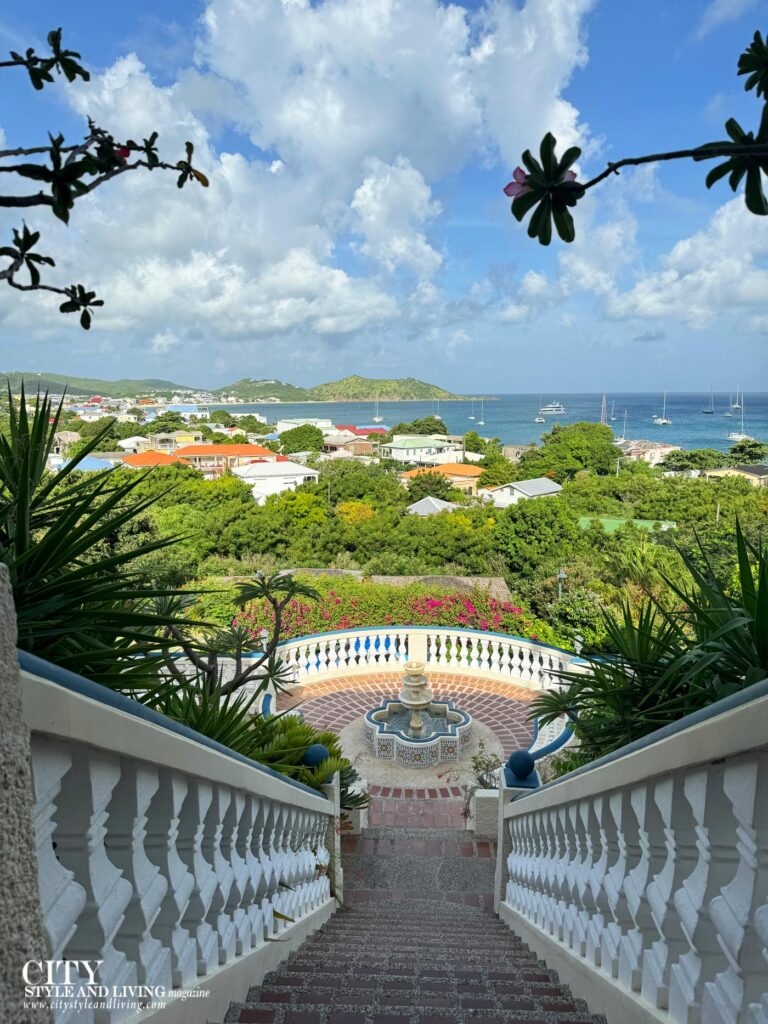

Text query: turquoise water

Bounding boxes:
[210,392,768,452]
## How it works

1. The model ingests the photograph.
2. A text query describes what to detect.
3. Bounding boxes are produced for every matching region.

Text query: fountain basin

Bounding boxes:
[364,699,472,769]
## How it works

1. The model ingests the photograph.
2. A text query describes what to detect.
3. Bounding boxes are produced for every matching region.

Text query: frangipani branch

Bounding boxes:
[1,29,209,328]
[505,30,768,245]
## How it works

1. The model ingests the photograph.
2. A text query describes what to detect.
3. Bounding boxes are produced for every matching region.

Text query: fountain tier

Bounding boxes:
[363,662,472,769]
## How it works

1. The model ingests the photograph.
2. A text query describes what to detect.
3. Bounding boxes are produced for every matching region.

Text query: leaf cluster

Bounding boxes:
[510,133,584,245]
[7,28,89,90]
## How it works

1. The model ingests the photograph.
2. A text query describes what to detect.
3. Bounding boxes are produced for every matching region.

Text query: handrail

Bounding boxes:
[18,648,322,798]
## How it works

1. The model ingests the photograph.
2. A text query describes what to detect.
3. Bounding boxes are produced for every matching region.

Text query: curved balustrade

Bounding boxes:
[273,626,582,691]
[18,654,336,1024]
[498,682,768,1024]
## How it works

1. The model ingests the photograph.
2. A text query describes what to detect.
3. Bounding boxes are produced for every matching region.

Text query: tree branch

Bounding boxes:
[0,194,53,207]
[582,144,768,191]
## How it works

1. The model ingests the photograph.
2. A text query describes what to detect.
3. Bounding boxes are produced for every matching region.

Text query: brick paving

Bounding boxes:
[277,673,535,832]
[226,829,605,1024]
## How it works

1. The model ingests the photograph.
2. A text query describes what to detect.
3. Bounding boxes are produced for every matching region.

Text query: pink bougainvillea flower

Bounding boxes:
[427,599,443,609]
[503,167,530,198]
[115,146,131,160]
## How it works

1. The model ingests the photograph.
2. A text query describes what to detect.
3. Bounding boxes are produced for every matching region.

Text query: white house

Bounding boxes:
[616,438,681,466]
[117,435,149,453]
[232,459,320,504]
[275,417,335,435]
[479,477,562,508]
[379,435,463,464]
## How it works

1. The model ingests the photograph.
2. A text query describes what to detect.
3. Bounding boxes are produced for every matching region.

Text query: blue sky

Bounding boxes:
[0,0,766,392]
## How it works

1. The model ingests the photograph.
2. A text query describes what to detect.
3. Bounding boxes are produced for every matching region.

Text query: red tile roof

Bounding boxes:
[121,451,190,467]
[335,424,387,436]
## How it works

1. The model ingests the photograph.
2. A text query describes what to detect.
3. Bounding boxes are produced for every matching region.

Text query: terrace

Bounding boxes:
[5,583,768,1024]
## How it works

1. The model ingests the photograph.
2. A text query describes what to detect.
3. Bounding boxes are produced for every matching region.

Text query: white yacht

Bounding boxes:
[732,389,742,411]
[653,392,672,426]
[539,400,566,415]
[727,400,753,442]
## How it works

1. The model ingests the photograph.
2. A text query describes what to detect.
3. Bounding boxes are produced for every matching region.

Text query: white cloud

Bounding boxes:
[607,199,768,328]
[351,157,442,278]
[1,0,601,364]
[694,0,758,40]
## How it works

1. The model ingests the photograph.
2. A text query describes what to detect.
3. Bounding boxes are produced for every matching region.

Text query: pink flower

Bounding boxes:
[335,597,342,605]
[561,170,577,183]
[427,599,443,609]
[116,145,131,160]
[503,167,530,198]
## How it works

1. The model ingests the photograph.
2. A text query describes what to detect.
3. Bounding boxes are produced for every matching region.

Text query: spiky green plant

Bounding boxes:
[0,385,194,690]
[531,520,767,760]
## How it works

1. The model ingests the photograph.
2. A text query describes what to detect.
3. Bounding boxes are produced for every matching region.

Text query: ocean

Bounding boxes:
[208,392,768,453]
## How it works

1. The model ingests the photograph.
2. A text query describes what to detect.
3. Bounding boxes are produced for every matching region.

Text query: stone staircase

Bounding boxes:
[225,826,605,1024]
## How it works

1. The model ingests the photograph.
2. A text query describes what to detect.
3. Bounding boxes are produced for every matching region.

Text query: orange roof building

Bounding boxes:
[171,443,279,475]
[121,451,190,468]
[400,462,484,494]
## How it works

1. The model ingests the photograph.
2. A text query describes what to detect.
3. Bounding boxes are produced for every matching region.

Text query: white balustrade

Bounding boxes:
[271,626,582,691]
[20,664,336,1024]
[499,690,768,1024]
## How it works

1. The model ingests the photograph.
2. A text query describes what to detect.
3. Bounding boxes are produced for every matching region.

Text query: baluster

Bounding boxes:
[177,779,219,975]
[146,769,198,987]
[703,755,767,1024]
[600,788,636,979]
[242,796,265,945]
[551,805,575,942]
[669,765,737,1023]
[106,760,172,990]
[642,775,701,1011]
[30,737,94,1024]
[53,747,137,1011]
[221,789,252,956]
[200,784,237,965]
[583,796,609,967]
[618,782,666,993]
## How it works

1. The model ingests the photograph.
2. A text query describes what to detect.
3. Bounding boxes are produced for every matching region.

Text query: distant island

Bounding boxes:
[1,371,460,402]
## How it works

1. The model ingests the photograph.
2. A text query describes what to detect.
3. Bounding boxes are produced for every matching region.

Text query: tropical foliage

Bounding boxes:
[531,522,768,764]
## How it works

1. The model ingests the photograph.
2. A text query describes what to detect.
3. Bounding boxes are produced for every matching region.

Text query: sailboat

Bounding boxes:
[468,399,475,421]
[732,389,742,410]
[610,400,617,421]
[617,409,628,443]
[653,392,671,426]
[477,399,485,426]
[727,398,753,442]
[702,387,714,414]
[724,394,733,416]
[372,397,383,423]
[599,393,608,426]
[534,394,545,424]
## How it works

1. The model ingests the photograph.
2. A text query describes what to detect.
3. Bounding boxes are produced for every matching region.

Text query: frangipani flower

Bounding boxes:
[503,167,530,198]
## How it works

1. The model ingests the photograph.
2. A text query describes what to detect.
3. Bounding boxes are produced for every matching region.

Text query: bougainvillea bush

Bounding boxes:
[190,575,562,647]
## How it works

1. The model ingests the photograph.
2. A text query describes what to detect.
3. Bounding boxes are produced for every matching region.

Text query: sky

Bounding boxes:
[0,0,766,392]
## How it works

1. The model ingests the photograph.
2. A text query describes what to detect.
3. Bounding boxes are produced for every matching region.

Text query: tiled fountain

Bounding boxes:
[363,661,472,768]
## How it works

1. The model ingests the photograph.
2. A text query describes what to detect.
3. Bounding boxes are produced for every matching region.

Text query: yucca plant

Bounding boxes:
[0,386,196,691]
[531,520,767,761]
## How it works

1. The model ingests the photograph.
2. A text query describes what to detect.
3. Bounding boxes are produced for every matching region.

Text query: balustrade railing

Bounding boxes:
[273,626,581,691]
[497,681,768,1024]
[18,651,336,1024]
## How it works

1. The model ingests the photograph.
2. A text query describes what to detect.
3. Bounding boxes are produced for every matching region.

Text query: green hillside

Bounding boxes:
[213,379,310,401]
[1,371,192,398]
[2,371,459,402]
[307,376,458,401]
